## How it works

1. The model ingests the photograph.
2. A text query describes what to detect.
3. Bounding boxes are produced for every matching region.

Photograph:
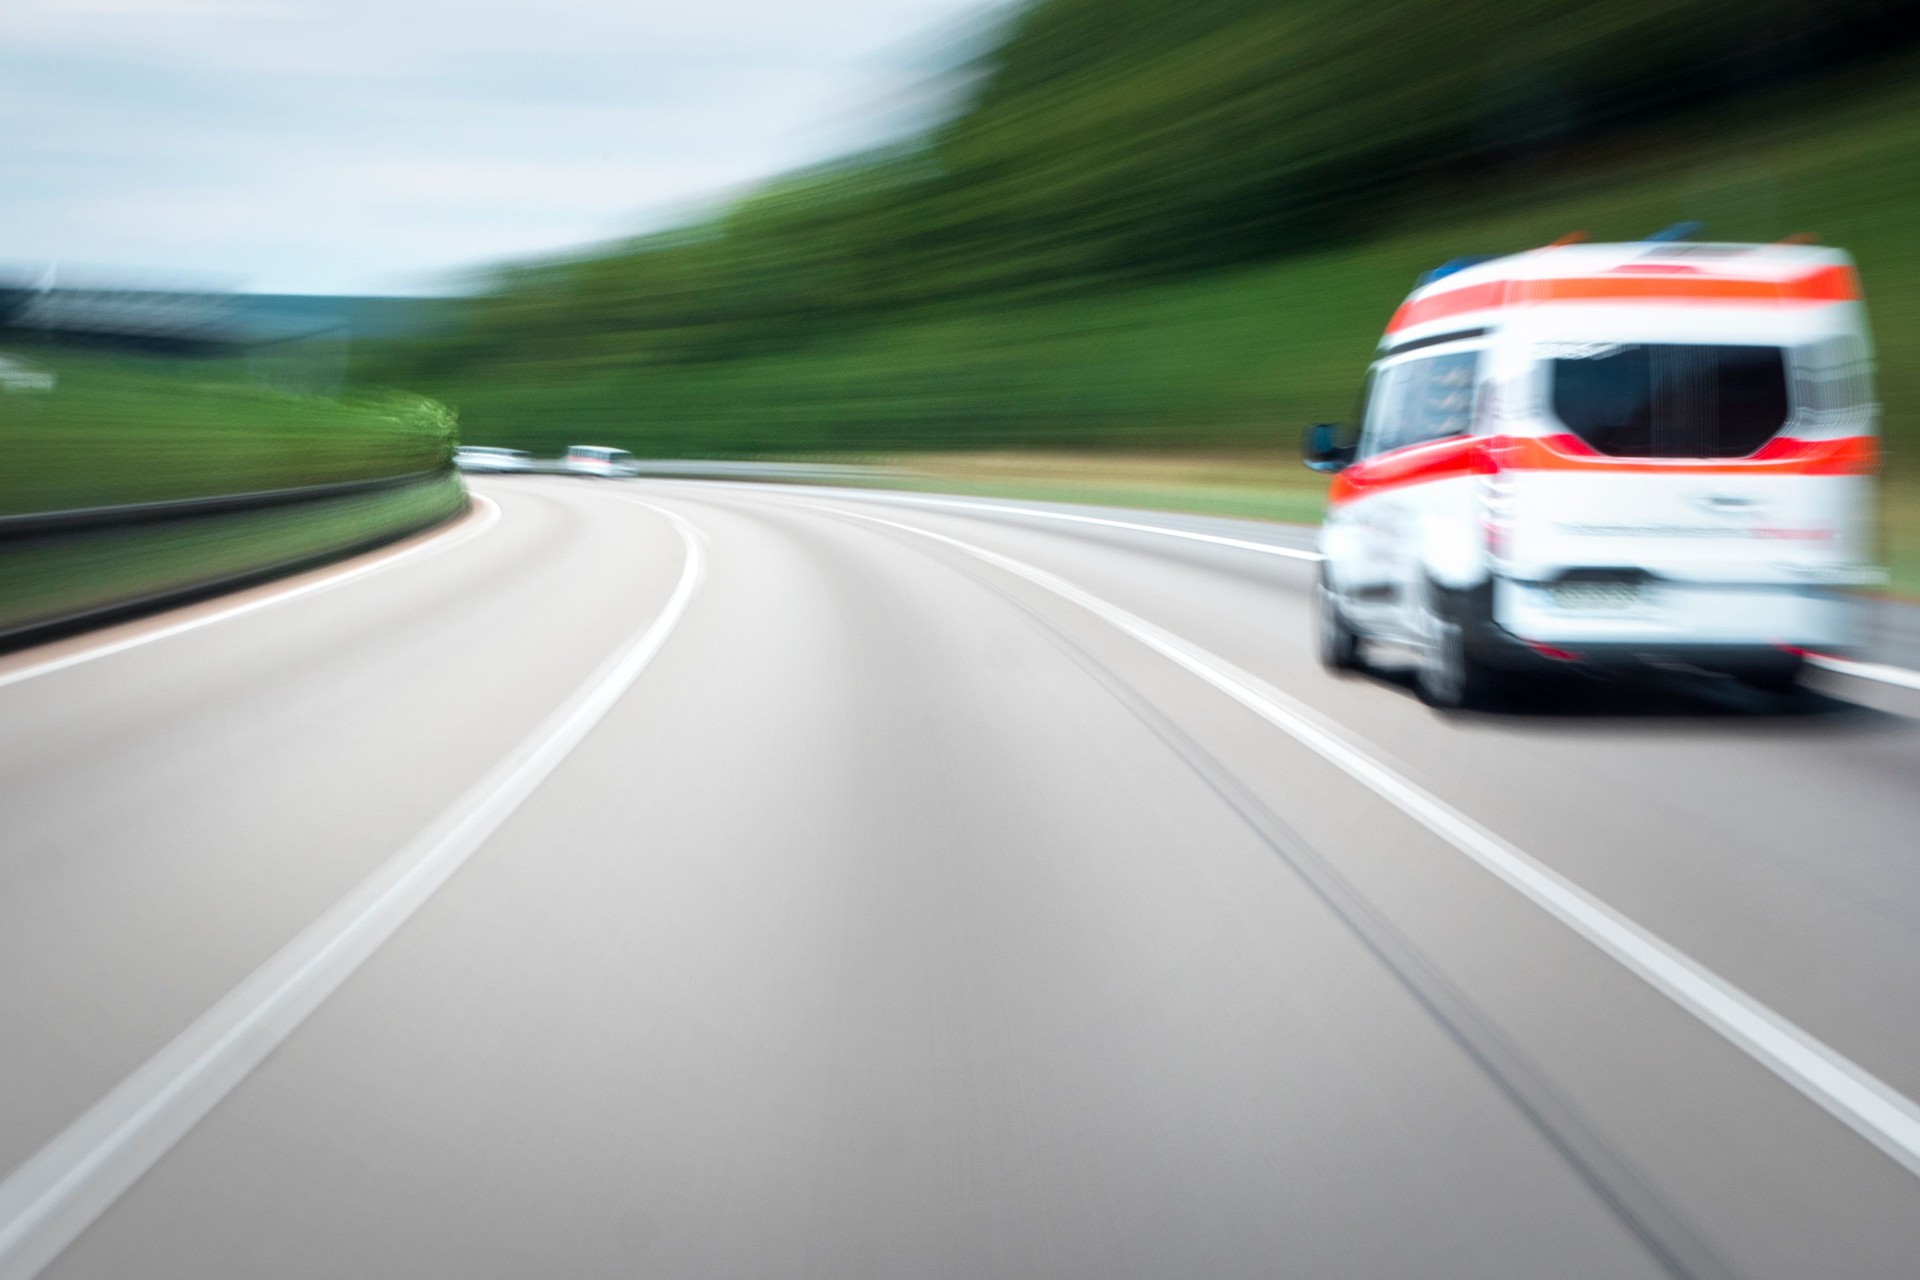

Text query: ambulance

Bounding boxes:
[1303,235,1879,707]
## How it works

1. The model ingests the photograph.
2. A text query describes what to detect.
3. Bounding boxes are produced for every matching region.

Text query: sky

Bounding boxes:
[0,0,996,294]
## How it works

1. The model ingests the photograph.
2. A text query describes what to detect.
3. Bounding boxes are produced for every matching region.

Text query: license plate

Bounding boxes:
[1550,582,1645,612]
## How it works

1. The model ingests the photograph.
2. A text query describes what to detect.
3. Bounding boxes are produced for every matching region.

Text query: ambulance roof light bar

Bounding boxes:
[1643,220,1705,243]
[1414,255,1498,288]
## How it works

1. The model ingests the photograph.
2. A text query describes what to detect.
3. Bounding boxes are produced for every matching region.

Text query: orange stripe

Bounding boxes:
[1385,264,1859,334]
[1502,433,1876,475]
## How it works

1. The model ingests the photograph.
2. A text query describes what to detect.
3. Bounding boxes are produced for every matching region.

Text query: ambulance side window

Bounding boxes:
[1360,350,1479,458]
[1418,351,1478,442]
[1358,364,1404,458]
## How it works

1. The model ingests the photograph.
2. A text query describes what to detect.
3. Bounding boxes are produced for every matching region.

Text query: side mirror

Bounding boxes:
[1303,423,1356,473]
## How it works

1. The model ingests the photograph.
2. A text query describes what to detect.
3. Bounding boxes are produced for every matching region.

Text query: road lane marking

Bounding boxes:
[777,487,1326,562]
[0,503,705,1280]
[1807,653,1920,692]
[818,501,1920,1181]
[0,494,502,694]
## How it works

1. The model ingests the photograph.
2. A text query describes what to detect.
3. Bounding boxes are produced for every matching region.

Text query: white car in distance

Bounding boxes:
[562,445,641,478]
[453,446,533,474]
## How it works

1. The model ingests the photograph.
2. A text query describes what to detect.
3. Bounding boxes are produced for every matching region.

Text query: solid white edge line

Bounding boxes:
[812,488,1326,562]
[0,494,503,694]
[0,502,705,1280]
[1807,653,1920,693]
[815,500,1920,1181]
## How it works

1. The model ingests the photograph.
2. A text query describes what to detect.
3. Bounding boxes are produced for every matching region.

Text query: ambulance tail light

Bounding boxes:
[1473,437,1516,557]
[1537,432,1601,458]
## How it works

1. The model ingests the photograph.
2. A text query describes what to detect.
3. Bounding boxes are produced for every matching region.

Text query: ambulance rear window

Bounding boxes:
[1549,344,1789,458]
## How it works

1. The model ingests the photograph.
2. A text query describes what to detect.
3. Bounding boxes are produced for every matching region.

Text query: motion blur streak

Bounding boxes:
[808,499,1920,1180]
[826,491,1324,561]
[0,501,701,1280]
[1806,654,1920,692]
[7,0,1920,1271]
[7,479,1917,1278]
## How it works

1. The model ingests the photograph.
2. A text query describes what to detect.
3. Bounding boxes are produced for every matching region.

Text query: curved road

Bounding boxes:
[2,476,1918,1279]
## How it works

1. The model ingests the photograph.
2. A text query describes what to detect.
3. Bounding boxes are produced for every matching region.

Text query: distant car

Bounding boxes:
[454,446,533,474]
[562,445,640,478]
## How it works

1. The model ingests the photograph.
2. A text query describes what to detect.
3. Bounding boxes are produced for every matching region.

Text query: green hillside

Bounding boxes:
[398,0,1906,371]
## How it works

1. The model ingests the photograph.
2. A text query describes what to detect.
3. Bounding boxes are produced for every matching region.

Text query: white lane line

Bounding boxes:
[0,503,705,1280]
[0,493,501,694]
[819,489,1325,562]
[1807,653,1920,693]
[818,501,1920,1181]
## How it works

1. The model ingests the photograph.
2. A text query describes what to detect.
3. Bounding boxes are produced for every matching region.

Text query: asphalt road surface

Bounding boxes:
[2,476,1918,1279]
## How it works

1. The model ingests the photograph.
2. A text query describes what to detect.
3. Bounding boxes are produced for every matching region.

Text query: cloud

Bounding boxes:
[0,0,994,292]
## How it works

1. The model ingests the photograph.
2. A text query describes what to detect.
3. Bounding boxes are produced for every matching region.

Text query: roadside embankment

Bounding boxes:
[1,353,464,644]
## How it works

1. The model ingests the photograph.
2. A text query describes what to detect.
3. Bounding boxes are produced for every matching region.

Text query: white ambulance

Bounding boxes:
[1304,237,1879,707]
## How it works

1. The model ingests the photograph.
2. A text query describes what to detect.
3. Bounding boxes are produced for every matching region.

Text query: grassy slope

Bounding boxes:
[420,0,1906,368]
[1,350,456,517]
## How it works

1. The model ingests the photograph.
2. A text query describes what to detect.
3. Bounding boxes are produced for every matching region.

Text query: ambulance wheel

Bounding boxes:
[1420,618,1503,708]
[1417,582,1506,710]
[1317,577,1361,671]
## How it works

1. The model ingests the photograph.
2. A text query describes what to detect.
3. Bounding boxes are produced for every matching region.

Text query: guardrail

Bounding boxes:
[470,459,887,482]
[0,467,467,650]
[0,468,450,539]
[624,460,887,483]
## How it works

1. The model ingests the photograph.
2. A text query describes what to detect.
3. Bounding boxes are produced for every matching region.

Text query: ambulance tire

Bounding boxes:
[1316,576,1362,672]
[1417,582,1505,710]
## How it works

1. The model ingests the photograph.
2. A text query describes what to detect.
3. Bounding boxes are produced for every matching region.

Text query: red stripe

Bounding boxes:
[1327,434,1477,505]
[1496,433,1876,475]
[1325,433,1877,505]
[1387,281,1508,334]
[1385,264,1860,334]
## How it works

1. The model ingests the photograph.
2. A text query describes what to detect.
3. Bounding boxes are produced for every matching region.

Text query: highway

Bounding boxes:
[2,475,1918,1278]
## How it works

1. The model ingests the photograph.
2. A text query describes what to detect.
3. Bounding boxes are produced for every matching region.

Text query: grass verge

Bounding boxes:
[1,350,456,517]
[0,472,467,642]
[882,451,1331,525]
